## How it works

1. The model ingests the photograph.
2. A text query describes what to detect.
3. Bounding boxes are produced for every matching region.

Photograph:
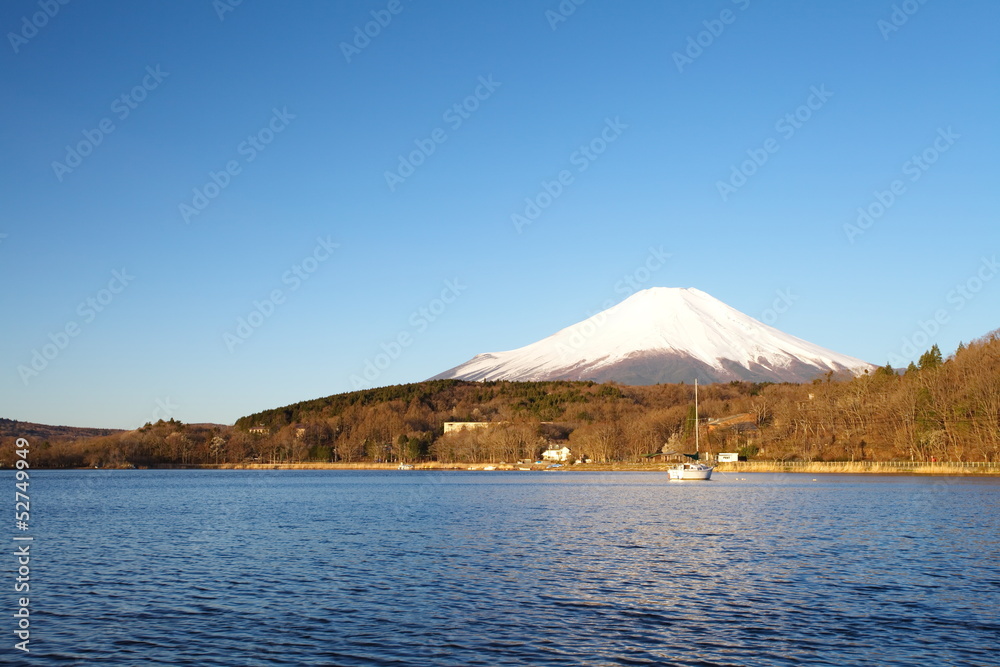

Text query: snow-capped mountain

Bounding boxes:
[432,287,876,384]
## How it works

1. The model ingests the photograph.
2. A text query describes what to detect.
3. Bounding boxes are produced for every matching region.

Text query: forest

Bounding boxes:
[4,331,998,468]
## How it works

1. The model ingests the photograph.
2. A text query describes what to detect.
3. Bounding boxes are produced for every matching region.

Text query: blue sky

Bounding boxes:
[2,0,998,429]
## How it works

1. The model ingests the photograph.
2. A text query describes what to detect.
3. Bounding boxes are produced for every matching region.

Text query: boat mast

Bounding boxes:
[694,379,699,457]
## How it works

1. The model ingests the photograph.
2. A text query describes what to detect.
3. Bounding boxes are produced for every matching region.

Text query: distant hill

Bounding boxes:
[0,418,124,442]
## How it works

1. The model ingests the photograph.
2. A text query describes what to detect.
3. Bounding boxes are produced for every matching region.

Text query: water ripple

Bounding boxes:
[25,470,1000,665]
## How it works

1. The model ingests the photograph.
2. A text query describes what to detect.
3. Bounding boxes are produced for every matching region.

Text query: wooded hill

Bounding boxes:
[6,331,999,467]
[0,418,123,442]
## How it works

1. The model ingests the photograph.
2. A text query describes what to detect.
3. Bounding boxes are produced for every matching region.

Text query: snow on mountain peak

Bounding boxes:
[433,287,876,384]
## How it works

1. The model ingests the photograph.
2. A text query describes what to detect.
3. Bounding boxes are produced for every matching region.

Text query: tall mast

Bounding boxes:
[694,379,699,456]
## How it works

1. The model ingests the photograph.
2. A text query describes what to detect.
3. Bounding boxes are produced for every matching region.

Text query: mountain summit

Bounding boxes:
[432,287,876,384]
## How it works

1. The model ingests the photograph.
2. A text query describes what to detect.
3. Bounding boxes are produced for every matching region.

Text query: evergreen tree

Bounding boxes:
[918,344,943,370]
[875,363,896,378]
[905,361,919,375]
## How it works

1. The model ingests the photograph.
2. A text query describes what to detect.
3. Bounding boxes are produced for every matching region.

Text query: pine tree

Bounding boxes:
[918,344,943,370]
[875,363,896,378]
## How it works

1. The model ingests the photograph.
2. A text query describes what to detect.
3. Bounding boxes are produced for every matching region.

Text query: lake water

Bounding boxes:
[19,470,1000,665]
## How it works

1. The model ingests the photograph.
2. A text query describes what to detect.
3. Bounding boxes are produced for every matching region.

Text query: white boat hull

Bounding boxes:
[668,464,713,480]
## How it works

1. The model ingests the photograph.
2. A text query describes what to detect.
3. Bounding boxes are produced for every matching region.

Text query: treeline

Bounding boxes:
[6,331,999,467]
[0,420,231,469]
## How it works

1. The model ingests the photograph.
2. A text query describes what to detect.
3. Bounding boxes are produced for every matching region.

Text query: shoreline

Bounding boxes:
[59,461,1000,475]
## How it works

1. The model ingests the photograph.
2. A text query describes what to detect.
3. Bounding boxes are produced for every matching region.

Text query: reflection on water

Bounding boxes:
[30,471,1000,665]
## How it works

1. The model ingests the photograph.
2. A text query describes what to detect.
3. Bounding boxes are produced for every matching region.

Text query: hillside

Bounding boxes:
[234,330,998,465]
[0,418,124,442]
[4,332,997,468]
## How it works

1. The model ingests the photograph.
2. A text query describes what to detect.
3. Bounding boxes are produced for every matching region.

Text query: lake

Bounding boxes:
[20,470,1000,665]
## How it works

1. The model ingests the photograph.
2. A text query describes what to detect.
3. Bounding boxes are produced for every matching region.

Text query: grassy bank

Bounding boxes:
[135,460,1000,475]
[714,460,1000,475]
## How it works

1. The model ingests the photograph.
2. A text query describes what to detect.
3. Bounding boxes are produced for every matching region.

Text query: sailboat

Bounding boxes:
[667,379,714,480]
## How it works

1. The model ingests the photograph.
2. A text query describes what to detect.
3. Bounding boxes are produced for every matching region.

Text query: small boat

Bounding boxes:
[483,465,497,471]
[668,379,714,481]
[397,463,415,470]
[667,461,714,480]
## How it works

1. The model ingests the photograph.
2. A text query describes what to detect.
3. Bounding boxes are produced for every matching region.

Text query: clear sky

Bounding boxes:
[2,1,998,429]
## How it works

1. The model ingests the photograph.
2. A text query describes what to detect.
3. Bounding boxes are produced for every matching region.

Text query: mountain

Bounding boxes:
[431,287,876,384]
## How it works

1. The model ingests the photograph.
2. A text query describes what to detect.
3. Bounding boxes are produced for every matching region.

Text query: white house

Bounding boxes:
[542,446,572,462]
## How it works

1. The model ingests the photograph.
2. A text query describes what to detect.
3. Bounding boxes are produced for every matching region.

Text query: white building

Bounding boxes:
[542,446,572,462]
